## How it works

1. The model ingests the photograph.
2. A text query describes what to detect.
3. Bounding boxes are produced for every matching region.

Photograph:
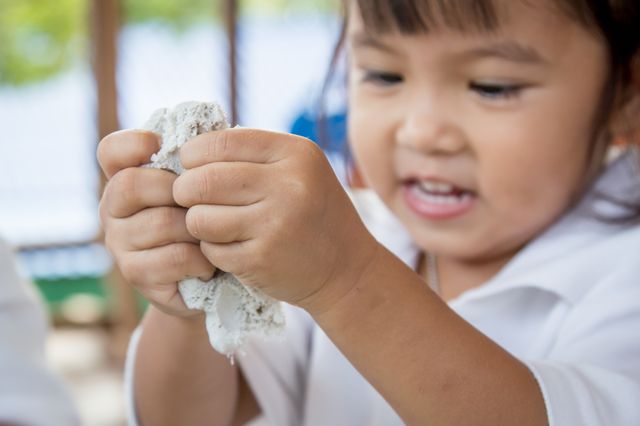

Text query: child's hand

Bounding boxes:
[173,128,380,314]
[98,130,215,318]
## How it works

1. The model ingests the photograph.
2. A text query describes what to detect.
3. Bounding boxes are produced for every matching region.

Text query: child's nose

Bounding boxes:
[395,111,467,156]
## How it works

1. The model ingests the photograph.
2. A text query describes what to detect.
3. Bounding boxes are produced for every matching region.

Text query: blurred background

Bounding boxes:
[0,0,347,424]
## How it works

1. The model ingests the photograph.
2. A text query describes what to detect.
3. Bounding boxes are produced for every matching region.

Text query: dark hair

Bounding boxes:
[319,0,640,220]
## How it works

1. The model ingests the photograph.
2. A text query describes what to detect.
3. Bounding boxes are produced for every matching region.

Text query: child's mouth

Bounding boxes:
[403,179,477,220]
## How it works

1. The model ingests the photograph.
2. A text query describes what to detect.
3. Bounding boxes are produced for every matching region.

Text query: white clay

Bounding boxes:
[143,101,285,356]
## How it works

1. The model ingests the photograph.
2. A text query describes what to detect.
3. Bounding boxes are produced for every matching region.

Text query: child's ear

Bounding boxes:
[611,52,640,146]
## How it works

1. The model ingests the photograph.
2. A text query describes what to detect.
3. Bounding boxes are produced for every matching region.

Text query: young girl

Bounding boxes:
[98,0,640,424]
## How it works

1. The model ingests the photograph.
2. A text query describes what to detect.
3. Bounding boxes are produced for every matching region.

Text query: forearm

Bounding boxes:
[134,306,238,426]
[312,245,547,425]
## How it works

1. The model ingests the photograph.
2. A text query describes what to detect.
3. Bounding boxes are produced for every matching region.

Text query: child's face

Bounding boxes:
[346,1,610,262]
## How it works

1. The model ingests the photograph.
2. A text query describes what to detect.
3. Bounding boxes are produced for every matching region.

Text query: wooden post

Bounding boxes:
[92,0,120,141]
[91,0,140,363]
[224,0,239,125]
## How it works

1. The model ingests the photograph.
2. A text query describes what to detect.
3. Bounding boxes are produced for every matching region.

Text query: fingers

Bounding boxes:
[173,162,266,208]
[185,204,260,243]
[102,167,178,219]
[199,240,255,278]
[180,128,295,169]
[108,206,198,250]
[98,130,160,179]
[119,243,215,287]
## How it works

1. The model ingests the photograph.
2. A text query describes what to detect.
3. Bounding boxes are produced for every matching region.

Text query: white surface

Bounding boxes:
[47,327,126,426]
[0,239,80,425]
[0,71,99,247]
[117,15,340,131]
[48,327,126,426]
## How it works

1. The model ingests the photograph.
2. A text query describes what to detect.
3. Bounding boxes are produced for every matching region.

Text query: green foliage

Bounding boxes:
[0,0,338,87]
[121,0,217,29]
[242,0,338,14]
[0,0,88,86]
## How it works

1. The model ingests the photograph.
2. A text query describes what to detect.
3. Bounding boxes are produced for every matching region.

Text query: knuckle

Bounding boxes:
[212,130,231,159]
[97,132,121,176]
[199,240,214,261]
[131,130,160,154]
[101,184,127,222]
[104,221,132,256]
[288,177,312,202]
[98,130,158,177]
[150,207,177,232]
[110,168,139,214]
[197,170,213,202]
[243,128,261,144]
[118,254,141,285]
[251,241,269,269]
[185,207,203,238]
[172,175,188,207]
[96,137,110,173]
[98,197,109,227]
[200,241,225,270]
[168,243,190,271]
[266,214,286,237]
[300,136,325,160]
[103,232,116,253]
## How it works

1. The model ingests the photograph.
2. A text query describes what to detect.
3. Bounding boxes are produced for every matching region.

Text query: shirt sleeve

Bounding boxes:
[527,361,640,426]
[524,256,640,426]
[0,241,80,426]
[124,326,142,426]
[124,303,313,426]
[238,303,314,426]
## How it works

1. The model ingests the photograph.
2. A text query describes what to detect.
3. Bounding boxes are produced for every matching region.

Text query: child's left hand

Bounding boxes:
[173,128,380,314]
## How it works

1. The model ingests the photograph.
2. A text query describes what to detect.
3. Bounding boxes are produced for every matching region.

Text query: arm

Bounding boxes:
[134,306,259,426]
[311,244,547,425]
[173,129,547,425]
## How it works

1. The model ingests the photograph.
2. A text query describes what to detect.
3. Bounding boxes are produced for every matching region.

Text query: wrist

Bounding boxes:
[309,243,424,329]
[145,304,209,338]
[299,238,384,318]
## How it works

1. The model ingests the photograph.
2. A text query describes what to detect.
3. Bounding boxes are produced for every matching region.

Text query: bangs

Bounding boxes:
[354,0,501,34]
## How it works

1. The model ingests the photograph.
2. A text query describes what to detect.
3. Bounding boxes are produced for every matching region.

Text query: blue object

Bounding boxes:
[290,109,348,154]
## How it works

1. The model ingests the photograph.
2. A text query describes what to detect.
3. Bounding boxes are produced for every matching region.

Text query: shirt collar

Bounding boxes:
[479,148,640,304]
[351,148,640,306]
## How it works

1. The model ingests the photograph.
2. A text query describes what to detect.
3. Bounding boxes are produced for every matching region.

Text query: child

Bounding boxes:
[98,0,640,424]
[0,238,79,425]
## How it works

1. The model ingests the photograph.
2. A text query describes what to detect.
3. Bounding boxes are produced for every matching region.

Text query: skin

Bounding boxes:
[347,0,610,298]
[97,0,616,424]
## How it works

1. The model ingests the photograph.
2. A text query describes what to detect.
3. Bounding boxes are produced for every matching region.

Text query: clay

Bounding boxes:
[143,101,285,356]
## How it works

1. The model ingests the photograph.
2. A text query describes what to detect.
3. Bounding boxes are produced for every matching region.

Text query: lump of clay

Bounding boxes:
[143,101,285,356]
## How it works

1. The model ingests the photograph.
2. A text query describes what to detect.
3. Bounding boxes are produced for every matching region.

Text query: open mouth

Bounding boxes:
[403,178,477,220]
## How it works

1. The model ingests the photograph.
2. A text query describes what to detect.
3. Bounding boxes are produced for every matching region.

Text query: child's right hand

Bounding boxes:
[97,130,215,319]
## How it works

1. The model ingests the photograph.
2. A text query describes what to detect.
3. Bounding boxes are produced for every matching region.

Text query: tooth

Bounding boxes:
[417,180,455,193]
[436,182,453,192]
[412,184,472,206]
[418,181,434,192]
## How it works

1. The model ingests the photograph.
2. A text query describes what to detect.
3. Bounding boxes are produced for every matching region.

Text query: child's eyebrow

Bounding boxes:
[348,32,400,56]
[348,31,547,66]
[463,41,548,65]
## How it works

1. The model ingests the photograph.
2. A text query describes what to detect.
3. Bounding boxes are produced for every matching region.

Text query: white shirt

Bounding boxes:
[0,240,79,426]
[126,149,640,425]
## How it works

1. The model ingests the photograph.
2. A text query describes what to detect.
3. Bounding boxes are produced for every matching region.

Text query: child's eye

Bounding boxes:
[361,70,404,86]
[469,82,523,99]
